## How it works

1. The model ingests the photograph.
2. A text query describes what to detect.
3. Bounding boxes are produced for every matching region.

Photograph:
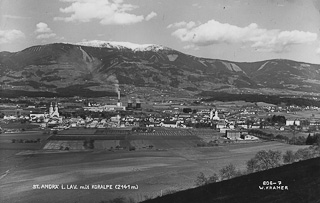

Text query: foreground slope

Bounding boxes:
[143,157,320,203]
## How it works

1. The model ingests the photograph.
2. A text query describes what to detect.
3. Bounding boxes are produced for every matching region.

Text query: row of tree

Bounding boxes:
[195,146,320,186]
[201,92,320,107]
[306,134,320,145]
[248,129,307,145]
[12,138,41,143]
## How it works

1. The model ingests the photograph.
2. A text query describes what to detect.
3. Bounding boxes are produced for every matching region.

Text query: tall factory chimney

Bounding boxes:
[114,83,122,107]
[117,90,121,107]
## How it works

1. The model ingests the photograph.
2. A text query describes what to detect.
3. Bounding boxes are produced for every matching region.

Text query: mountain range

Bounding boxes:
[1,41,320,98]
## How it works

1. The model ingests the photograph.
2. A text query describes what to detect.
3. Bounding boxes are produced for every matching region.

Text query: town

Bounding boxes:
[1,94,320,145]
[1,94,320,203]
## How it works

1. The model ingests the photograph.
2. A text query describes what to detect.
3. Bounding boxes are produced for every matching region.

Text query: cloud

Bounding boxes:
[192,3,202,8]
[55,0,148,25]
[313,0,320,14]
[35,22,52,33]
[167,21,196,29]
[145,11,157,21]
[35,22,56,39]
[0,29,25,44]
[36,33,57,39]
[3,14,30,20]
[316,44,320,55]
[168,19,318,53]
[183,44,199,50]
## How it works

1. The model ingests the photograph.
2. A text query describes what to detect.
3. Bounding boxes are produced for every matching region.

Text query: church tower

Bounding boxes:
[210,109,214,120]
[212,109,220,120]
[49,102,53,115]
[54,103,58,112]
[48,102,60,118]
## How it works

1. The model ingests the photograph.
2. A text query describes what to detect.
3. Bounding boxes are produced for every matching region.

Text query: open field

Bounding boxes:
[261,109,320,119]
[0,140,308,203]
[0,122,41,130]
[256,128,310,139]
[145,157,320,203]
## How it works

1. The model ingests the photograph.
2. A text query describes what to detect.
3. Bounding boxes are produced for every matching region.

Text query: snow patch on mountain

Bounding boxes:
[75,40,171,52]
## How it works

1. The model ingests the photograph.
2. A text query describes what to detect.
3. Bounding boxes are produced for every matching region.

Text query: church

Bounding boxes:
[48,102,60,118]
[45,102,63,125]
[29,102,62,123]
[210,109,220,121]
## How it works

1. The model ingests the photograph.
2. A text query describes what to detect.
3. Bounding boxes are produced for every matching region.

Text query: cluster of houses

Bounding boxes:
[1,100,320,140]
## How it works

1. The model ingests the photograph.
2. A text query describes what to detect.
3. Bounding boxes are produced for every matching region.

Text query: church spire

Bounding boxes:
[49,102,53,114]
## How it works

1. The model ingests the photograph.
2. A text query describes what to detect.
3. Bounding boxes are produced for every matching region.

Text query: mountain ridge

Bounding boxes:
[1,42,320,97]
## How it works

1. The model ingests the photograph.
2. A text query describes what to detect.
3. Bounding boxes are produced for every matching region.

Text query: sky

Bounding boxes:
[1,0,320,64]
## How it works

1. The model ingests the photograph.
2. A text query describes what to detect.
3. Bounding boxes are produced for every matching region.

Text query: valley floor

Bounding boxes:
[0,138,307,203]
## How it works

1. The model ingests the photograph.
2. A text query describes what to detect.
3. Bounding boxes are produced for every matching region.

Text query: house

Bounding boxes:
[161,121,178,128]
[286,119,301,126]
[226,130,242,140]
[310,119,320,126]
[226,130,251,140]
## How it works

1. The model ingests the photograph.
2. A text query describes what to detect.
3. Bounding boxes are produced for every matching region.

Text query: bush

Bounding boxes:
[219,163,237,180]
[129,146,136,151]
[246,158,258,174]
[246,150,282,173]
[289,136,306,145]
[196,143,206,147]
[194,172,220,187]
[306,134,320,145]
[195,172,208,186]
[207,173,219,183]
[294,148,315,161]
[283,150,295,164]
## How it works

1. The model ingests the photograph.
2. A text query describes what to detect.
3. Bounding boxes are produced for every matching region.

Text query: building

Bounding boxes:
[226,130,252,140]
[83,103,126,112]
[48,102,60,118]
[210,109,220,121]
[127,99,133,110]
[286,119,301,126]
[161,121,178,128]
[29,102,62,123]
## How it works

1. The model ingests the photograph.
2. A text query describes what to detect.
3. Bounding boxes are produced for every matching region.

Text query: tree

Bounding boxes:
[246,158,258,174]
[195,172,207,186]
[283,150,295,164]
[246,150,282,173]
[306,134,313,145]
[306,134,320,146]
[294,148,314,161]
[195,172,219,187]
[219,163,237,180]
[182,108,192,114]
[207,173,219,183]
